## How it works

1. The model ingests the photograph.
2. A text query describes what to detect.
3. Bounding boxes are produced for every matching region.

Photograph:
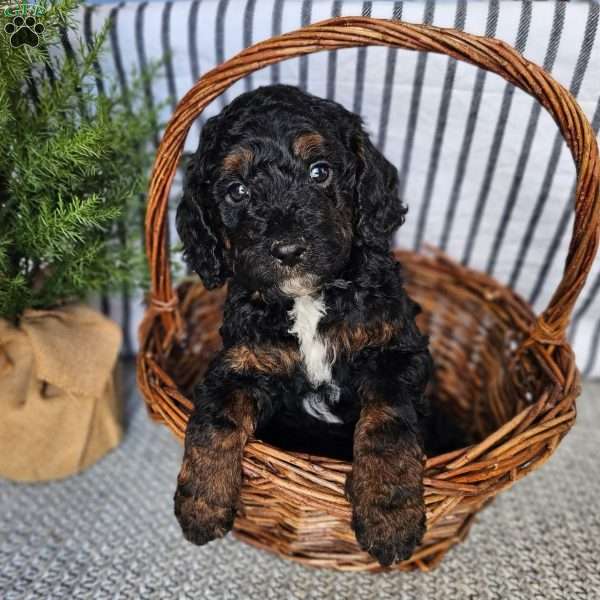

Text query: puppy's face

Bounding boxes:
[213,129,354,295]
[177,85,405,295]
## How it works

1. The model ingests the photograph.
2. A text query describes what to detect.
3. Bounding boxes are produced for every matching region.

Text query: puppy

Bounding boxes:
[174,85,432,566]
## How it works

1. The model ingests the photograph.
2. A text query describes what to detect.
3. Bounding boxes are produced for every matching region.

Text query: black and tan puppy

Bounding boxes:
[175,84,432,566]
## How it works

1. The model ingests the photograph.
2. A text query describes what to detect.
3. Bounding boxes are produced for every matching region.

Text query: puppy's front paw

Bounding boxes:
[174,489,236,546]
[346,457,426,567]
[351,495,425,566]
[173,451,239,546]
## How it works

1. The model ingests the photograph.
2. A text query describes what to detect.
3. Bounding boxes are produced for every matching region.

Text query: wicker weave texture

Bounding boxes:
[137,18,600,571]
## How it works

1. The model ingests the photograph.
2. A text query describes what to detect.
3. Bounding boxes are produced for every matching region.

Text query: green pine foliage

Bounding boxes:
[0,0,161,321]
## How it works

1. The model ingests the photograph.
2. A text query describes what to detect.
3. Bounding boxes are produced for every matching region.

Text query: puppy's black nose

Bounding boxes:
[271,241,306,266]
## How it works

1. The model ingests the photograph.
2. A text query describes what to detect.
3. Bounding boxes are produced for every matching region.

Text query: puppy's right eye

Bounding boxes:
[309,162,332,185]
[226,182,250,204]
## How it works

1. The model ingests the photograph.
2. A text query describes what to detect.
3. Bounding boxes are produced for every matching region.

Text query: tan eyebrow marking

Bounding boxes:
[222,147,254,173]
[292,133,325,159]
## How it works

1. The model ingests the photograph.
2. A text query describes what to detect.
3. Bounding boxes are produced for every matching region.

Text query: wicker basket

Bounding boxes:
[137,17,600,572]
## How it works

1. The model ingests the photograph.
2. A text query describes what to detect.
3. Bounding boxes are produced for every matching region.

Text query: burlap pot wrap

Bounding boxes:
[0,304,122,482]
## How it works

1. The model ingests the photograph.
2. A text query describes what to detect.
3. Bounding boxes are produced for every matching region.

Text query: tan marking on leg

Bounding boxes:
[224,344,300,376]
[174,391,256,546]
[347,397,426,566]
[326,321,402,358]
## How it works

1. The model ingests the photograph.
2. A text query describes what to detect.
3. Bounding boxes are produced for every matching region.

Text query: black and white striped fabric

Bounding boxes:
[76,0,600,377]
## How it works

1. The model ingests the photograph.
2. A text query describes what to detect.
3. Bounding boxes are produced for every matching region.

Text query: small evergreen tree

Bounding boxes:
[0,0,160,321]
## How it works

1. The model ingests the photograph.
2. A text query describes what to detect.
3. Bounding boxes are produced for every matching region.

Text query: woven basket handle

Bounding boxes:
[144,17,600,345]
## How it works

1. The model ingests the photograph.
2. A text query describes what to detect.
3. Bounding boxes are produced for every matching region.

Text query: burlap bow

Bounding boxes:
[0,304,122,482]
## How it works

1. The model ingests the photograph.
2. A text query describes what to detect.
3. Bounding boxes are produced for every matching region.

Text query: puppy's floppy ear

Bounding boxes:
[176,116,231,289]
[351,122,407,251]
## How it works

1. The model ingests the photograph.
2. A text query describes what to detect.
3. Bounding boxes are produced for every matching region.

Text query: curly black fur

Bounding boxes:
[175,85,433,566]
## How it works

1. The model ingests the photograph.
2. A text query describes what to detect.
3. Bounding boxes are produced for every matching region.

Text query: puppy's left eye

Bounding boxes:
[309,162,332,185]
[226,182,250,203]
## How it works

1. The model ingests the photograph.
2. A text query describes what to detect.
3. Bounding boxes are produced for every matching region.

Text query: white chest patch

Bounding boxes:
[288,293,332,386]
[288,294,342,424]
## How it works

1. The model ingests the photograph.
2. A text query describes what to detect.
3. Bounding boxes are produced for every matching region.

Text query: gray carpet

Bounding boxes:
[1,366,599,600]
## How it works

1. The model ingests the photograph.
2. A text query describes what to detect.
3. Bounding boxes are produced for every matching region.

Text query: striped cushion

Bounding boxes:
[77,0,600,377]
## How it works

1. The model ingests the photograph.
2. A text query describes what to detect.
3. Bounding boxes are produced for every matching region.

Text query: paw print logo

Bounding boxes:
[4,15,45,48]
